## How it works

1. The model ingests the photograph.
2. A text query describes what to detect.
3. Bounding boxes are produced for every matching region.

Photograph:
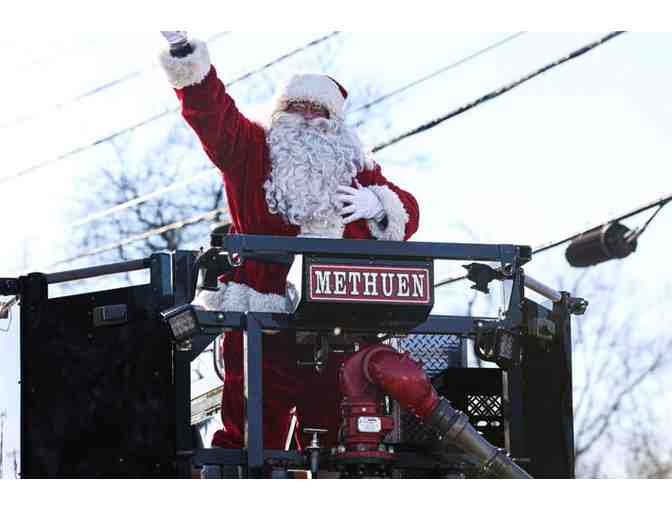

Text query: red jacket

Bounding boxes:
[164,44,419,312]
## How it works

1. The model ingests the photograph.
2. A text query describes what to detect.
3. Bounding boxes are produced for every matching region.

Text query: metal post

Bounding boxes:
[554,293,576,477]
[174,349,193,478]
[169,251,195,478]
[19,273,48,478]
[503,368,526,458]
[244,313,264,477]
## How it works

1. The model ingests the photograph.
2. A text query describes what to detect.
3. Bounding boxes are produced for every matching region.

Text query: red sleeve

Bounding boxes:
[345,163,420,241]
[160,39,264,178]
[175,66,261,176]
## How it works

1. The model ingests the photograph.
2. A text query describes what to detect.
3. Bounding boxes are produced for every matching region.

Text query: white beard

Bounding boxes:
[263,112,373,237]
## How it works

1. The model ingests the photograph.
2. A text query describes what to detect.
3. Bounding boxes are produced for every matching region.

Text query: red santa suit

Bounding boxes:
[159,39,420,450]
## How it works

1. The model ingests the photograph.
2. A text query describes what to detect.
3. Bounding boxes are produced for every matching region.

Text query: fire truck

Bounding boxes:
[2,234,586,478]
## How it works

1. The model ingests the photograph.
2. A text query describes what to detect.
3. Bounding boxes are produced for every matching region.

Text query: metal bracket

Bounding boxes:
[568,297,589,315]
[463,263,505,294]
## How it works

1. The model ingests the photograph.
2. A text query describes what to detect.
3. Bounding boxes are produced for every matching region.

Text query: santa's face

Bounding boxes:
[263,110,372,237]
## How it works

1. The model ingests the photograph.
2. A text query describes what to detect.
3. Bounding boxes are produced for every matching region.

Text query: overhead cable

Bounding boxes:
[371,31,626,154]
[49,207,230,269]
[350,31,526,119]
[533,192,672,256]
[0,32,341,186]
[42,190,672,278]
[48,32,521,237]
[19,170,217,242]
[14,32,631,270]
[0,32,232,131]
[434,191,672,289]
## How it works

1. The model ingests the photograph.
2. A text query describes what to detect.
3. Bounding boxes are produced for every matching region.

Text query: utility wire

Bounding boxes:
[626,203,668,244]
[25,191,672,279]
[0,32,232,131]
[3,30,517,249]
[533,192,672,255]
[49,207,230,269]
[32,32,527,236]
[12,205,229,274]
[371,31,626,154]
[434,192,672,289]
[350,31,526,120]
[12,32,632,270]
[18,170,217,242]
[0,32,341,186]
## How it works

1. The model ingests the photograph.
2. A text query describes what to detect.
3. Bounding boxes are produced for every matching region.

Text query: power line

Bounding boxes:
[434,192,672,289]
[0,32,232,131]
[49,207,230,269]
[13,32,632,270]
[36,32,527,235]
[532,192,672,256]
[25,190,672,279]
[0,32,341,187]
[18,170,217,243]
[350,32,526,119]
[626,203,667,244]
[32,191,672,282]
[371,31,626,154]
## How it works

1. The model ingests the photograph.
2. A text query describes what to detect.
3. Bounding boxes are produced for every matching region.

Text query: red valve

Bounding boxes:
[336,344,440,460]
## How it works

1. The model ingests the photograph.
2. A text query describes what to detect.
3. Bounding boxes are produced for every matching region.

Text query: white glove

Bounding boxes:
[337,181,385,225]
[160,31,189,49]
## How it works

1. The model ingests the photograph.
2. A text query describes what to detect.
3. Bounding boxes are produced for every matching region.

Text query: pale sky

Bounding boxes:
[1,32,671,477]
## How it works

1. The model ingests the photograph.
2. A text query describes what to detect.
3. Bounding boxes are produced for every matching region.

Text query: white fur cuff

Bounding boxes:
[367,185,410,241]
[158,38,211,90]
[193,281,296,313]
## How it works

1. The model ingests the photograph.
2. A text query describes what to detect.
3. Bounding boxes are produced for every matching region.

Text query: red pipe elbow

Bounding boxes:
[339,345,440,420]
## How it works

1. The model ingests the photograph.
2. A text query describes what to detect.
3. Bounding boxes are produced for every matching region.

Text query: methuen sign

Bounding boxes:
[308,264,431,304]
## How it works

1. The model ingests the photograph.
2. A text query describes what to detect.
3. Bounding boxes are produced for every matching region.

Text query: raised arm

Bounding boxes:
[158,32,263,176]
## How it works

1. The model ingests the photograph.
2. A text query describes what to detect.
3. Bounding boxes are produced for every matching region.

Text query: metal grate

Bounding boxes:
[398,334,465,376]
[467,394,502,418]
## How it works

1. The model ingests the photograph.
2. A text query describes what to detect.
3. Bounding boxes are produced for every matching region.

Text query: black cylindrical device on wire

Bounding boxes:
[565,222,637,268]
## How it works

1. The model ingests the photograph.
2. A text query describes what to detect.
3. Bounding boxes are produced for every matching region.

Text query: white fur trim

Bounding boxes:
[366,185,410,241]
[273,74,345,120]
[299,220,345,239]
[158,39,211,90]
[193,281,297,313]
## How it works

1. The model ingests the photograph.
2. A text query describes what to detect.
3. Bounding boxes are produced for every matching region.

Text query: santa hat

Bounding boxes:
[272,74,348,120]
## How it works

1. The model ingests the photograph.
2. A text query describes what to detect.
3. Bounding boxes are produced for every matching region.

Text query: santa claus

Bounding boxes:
[158,32,419,452]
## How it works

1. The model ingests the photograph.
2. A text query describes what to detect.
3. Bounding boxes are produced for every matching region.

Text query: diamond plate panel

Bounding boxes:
[398,334,465,376]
